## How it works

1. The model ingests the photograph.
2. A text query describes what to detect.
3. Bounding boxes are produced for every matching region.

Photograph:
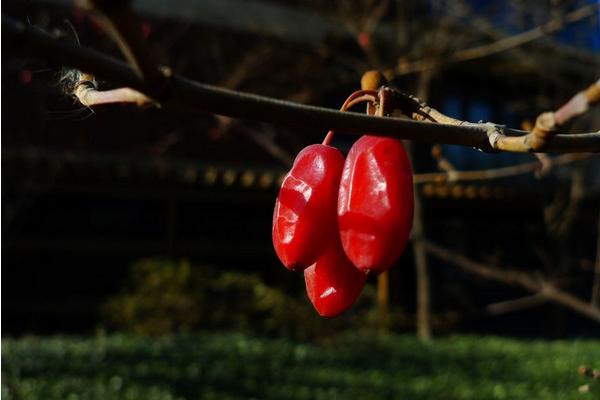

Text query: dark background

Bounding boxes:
[2,0,600,338]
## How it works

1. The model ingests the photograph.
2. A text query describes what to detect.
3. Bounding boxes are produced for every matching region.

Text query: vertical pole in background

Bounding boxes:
[166,195,177,257]
[411,70,434,341]
[361,71,390,333]
[592,216,600,307]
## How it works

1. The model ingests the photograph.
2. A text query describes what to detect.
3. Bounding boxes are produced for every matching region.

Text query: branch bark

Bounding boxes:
[3,16,600,153]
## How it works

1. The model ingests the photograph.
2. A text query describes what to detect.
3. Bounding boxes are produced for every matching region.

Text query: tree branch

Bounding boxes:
[3,15,599,153]
[485,293,549,316]
[523,80,600,151]
[71,71,154,107]
[413,153,591,184]
[555,79,600,126]
[422,240,600,323]
[78,0,167,89]
[391,88,600,153]
[392,3,599,76]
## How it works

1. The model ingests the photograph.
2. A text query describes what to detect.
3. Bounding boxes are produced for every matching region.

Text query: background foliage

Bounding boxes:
[101,258,380,339]
[2,333,598,400]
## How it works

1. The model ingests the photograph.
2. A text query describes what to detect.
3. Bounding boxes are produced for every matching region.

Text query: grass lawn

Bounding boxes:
[2,332,598,399]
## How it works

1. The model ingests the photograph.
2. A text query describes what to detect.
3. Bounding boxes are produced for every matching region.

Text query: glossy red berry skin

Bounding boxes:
[272,144,345,271]
[337,135,414,275]
[304,237,367,318]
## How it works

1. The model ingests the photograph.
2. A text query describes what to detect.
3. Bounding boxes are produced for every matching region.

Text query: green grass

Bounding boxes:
[2,332,598,400]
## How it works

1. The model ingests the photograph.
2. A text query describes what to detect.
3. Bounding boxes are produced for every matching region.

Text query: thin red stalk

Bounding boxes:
[322,90,378,145]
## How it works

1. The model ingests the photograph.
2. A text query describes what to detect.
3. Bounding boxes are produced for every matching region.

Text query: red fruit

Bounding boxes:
[337,135,414,274]
[272,144,345,271]
[304,238,367,318]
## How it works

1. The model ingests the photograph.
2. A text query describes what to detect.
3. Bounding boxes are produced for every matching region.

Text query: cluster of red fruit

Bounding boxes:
[272,122,414,317]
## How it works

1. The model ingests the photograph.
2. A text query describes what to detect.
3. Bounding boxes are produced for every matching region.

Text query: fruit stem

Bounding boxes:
[322,89,378,145]
[322,130,334,146]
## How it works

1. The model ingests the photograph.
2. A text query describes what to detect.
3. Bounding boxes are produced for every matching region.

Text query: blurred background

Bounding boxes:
[2,0,600,399]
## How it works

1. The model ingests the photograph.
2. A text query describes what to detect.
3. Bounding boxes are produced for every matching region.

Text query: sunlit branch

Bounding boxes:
[71,72,154,107]
[3,16,599,153]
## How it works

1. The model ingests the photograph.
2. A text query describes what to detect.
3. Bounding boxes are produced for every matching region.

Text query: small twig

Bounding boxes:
[72,72,154,107]
[221,45,272,89]
[533,153,553,178]
[555,169,586,238]
[76,85,154,107]
[79,0,167,89]
[486,293,549,315]
[352,0,389,69]
[391,90,462,125]
[213,46,296,167]
[555,79,600,126]
[240,124,295,167]
[513,80,600,151]
[430,144,457,175]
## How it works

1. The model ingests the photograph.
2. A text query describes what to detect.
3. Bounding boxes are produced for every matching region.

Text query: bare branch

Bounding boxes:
[239,124,295,167]
[71,72,154,107]
[391,88,600,153]
[391,3,599,76]
[486,293,549,316]
[422,240,600,323]
[3,16,599,153]
[413,153,592,184]
[555,80,600,126]
[78,0,167,89]
[525,80,600,151]
[430,144,457,175]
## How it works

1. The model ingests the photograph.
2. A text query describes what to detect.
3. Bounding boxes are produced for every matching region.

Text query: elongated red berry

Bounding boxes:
[337,135,414,274]
[272,144,345,271]
[304,237,367,318]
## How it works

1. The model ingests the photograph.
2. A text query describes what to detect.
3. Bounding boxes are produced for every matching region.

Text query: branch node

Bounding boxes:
[482,123,504,151]
[530,112,558,150]
[586,80,600,106]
